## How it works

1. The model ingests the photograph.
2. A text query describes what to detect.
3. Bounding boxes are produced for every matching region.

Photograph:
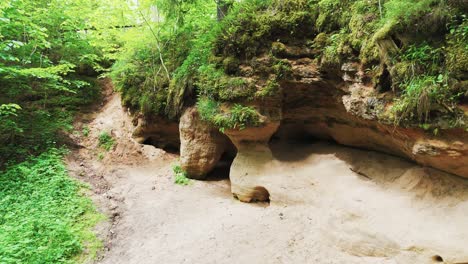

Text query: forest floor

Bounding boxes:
[66,84,468,264]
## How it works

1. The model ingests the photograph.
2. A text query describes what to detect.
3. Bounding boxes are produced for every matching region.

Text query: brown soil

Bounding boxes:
[67,87,468,264]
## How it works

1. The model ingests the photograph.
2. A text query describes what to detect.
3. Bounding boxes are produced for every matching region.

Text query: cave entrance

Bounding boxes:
[269,122,335,162]
[206,151,236,181]
[142,136,180,154]
[270,122,325,145]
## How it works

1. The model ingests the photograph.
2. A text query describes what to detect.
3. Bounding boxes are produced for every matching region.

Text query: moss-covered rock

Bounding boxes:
[112,0,468,129]
[222,57,240,74]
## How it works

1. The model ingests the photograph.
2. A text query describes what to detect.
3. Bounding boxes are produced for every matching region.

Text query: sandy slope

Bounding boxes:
[67,90,468,264]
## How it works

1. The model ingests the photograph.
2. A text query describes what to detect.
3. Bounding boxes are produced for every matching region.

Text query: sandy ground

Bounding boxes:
[67,89,468,264]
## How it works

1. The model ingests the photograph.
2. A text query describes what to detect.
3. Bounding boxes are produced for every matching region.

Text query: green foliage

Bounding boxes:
[256,79,280,97]
[402,44,442,63]
[172,164,190,185]
[0,79,100,166]
[0,104,21,117]
[0,148,103,263]
[197,97,260,132]
[111,0,218,119]
[391,74,463,125]
[223,57,240,74]
[217,0,317,59]
[0,0,113,165]
[98,132,115,151]
[224,104,261,130]
[82,126,90,137]
[272,59,293,81]
[198,65,256,101]
[390,43,443,85]
[445,15,468,78]
[111,0,467,129]
[197,96,221,120]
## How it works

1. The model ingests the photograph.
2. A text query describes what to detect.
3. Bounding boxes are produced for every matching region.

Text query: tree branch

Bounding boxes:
[138,10,171,81]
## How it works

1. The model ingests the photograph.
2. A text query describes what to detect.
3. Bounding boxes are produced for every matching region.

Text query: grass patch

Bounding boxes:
[172,164,190,186]
[197,97,261,133]
[98,132,115,151]
[0,148,104,264]
[82,126,90,137]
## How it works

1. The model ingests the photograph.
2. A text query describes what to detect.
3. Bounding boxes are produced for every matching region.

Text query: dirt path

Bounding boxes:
[67,90,468,264]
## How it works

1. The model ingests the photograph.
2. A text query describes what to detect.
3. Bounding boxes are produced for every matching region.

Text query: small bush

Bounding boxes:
[98,132,115,151]
[82,126,90,137]
[172,164,190,185]
[391,74,462,124]
[197,98,261,132]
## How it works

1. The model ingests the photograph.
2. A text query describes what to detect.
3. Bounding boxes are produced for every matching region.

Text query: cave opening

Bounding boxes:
[431,255,443,262]
[377,64,392,93]
[251,186,270,203]
[142,136,180,154]
[206,151,236,180]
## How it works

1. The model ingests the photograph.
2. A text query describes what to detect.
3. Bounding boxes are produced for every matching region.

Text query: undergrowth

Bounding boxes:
[0,77,101,167]
[197,97,261,132]
[0,148,104,264]
[172,164,190,185]
[98,132,115,151]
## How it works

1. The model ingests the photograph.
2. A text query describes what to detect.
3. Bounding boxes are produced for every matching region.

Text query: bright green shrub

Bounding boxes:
[98,132,115,151]
[172,164,190,185]
[197,97,261,132]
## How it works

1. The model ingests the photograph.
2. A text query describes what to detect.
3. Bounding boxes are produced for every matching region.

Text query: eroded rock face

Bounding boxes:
[278,57,468,178]
[225,122,280,202]
[132,115,180,152]
[179,107,230,179]
[129,49,467,203]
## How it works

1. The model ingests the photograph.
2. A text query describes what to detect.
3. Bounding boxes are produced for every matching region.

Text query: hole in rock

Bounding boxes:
[251,186,270,203]
[378,64,392,93]
[432,255,444,262]
[142,137,180,154]
[270,124,327,162]
[206,152,235,181]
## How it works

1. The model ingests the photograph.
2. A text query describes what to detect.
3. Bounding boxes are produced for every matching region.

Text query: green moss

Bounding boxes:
[197,97,261,132]
[217,0,317,59]
[445,17,468,79]
[446,44,468,78]
[111,0,467,129]
[223,57,240,74]
[313,33,328,49]
[271,42,287,57]
[321,32,345,68]
[390,61,413,85]
[197,64,256,101]
[272,59,293,80]
[316,0,351,32]
[256,79,280,98]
